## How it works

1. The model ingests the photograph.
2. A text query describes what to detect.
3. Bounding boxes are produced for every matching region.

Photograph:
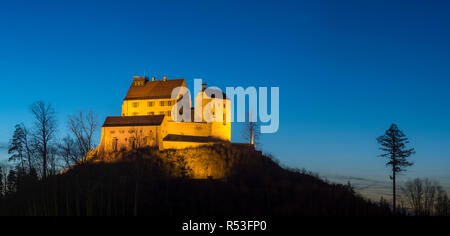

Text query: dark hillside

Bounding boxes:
[0,144,392,216]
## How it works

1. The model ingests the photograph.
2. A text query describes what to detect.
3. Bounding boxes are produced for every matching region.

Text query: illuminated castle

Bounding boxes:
[98,76,231,152]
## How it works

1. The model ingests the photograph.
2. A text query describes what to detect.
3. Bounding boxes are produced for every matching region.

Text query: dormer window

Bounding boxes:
[133,76,147,87]
[134,80,146,87]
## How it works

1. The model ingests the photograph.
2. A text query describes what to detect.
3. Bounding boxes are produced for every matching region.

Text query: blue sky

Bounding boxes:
[1,0,450,196]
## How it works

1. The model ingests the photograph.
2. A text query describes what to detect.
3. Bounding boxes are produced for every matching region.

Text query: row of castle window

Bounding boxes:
[132,100,174,108]
[111,136,156,152]
[111,129,150,135]
[111,130,155,151]
[131,111,172,116]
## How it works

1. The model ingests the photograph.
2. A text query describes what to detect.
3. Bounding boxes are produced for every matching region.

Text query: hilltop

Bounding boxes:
[0,144,392,216]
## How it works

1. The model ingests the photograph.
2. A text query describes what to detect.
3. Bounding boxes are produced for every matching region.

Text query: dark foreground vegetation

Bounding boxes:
[0,144,393,216]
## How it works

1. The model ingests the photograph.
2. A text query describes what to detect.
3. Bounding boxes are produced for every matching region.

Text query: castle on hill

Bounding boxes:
[98,76,231,153]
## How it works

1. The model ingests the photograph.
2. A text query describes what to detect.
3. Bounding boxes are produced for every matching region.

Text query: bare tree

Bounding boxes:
[30,101,57,178]
[435,186,449,216]
[57,136,81,168]
[422,178,438,216]
[402,178,445,216]
[67,110,99,162]
[402,178,423,215]
[47,145,59,175]
[242,112,260,147]
[21,125,35,173]
[377,124,415,212]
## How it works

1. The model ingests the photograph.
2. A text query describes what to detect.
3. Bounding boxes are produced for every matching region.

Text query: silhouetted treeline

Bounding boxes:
[0,144,393,216]
[6,101,99,179]
[401,178,450,216]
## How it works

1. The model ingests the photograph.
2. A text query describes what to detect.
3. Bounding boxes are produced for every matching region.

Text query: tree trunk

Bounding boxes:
[20,157,25,175]
[43,149,47,178]
[392,171,396,212]
[43,125,47,179]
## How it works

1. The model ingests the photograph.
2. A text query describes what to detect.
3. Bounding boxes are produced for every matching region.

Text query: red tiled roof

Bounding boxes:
[103,115,165,127]
[124,79,186,100]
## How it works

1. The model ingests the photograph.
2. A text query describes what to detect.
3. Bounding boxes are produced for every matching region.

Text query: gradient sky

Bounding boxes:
[1,0,450,196]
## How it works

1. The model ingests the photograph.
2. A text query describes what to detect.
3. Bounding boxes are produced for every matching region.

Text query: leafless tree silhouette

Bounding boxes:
[402,178,448,216]
[242,112,260,147]
[68,110,99,162]
[57,136,81,169]
[30,101,57,178]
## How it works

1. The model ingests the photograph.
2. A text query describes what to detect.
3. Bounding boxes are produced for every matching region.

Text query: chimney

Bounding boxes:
[152,77,155,81]
[163,76,167,81]
[202,83,207,90]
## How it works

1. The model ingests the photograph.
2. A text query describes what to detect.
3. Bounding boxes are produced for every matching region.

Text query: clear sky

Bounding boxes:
[1,0,450,197]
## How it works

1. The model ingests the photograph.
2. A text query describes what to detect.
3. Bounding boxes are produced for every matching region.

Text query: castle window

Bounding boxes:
[132,102,139,108]
[168,101,173,106]
[135,81,145,87]
[148,101,154,107]
[167,111,171,116]
[133,112,139,116]
[159,101,165,106]
[112,138,118,152]
[148,112,154,116]
[159,111,165,115]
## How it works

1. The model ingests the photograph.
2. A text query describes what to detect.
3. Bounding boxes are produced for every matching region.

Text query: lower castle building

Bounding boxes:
[98,76,231,153]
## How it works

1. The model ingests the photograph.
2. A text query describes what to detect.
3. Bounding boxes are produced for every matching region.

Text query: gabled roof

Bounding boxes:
[103,115,165,127]
[124,79,186,100]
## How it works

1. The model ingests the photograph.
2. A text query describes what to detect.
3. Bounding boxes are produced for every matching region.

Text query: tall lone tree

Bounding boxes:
[30,101,56,178]
[377,124,415,212]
